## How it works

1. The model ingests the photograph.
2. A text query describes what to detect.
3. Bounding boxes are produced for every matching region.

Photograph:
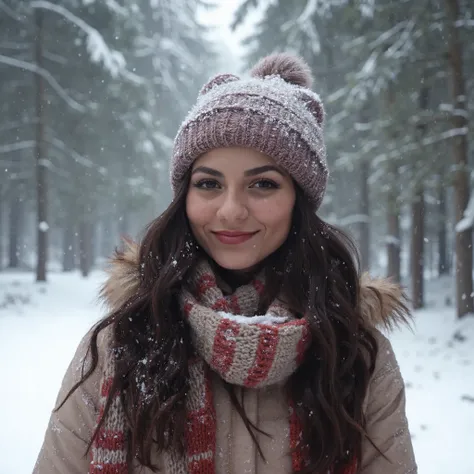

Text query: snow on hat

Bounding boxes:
[170,52,328,209]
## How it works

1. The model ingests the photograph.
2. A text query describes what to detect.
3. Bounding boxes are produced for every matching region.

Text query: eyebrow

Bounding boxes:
[192,165,284,177]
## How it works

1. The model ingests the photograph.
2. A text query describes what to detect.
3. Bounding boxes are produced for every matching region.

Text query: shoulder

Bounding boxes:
[33,324,114,473]
[51,322,114,439]
[358,272,411,405]
[363,327,405,420]
[359,334,417,471]
[60,322,114,410]
[369,330,401,389]
[358,271,411,409]
[73,323,113,371]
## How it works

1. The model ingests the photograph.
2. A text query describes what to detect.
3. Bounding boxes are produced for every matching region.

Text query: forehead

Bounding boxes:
[193,147,276,171]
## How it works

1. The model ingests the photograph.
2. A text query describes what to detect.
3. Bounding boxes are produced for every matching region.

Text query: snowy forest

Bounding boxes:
[1,0,474,316]
[1,0,214,279]
[1,1,474,473]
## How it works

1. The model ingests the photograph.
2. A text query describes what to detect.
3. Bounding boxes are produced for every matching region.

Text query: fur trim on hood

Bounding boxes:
[100,240,411,331]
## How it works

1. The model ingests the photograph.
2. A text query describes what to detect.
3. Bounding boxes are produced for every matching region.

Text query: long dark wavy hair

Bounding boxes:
[59,170,379,474]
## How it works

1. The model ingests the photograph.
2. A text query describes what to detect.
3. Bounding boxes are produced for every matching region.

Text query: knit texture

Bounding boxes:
[90,260,357,473]
[170,53,329,209]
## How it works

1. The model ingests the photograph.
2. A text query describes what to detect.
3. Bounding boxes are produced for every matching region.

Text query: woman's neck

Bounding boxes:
[211,262,261,293]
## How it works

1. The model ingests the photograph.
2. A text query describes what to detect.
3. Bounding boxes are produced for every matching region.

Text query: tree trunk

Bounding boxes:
[62,195,76,271]
[410,80,429,307]
[8,196,22,268]
[62,222,75,272]
[385,81,401,282]
[428,237,434,277]
[387,206,401,282]
[35,9,48,282]
[445,0,473,317]
[387,163,401,282]
[437,175,449,275]
[411,186,425,308]
[359,160,370,271]
[78,220,94,277]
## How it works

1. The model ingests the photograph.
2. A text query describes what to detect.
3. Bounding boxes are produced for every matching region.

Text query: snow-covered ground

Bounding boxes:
[1,269,473,474]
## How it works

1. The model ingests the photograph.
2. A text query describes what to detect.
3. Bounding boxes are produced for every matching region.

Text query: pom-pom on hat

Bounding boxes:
[171,52,328,209]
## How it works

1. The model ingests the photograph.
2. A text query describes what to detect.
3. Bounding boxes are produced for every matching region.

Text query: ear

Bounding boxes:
[299,91,325,126]
[200,73,240,95]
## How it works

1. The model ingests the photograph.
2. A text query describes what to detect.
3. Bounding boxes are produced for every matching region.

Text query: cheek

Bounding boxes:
[255,196,294,234]
[186,192,213,230]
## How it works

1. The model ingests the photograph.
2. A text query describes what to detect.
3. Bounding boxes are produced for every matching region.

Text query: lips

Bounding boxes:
[212,230,258,245]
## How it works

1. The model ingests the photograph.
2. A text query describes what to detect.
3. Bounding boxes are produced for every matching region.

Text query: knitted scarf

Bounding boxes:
[90,261,357,474]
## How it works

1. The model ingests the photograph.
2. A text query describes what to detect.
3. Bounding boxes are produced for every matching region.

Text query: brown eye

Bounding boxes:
[251,179,279,189]
[193,179,221,190]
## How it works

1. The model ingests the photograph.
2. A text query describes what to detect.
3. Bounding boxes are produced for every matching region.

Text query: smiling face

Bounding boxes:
[186,147,296,271]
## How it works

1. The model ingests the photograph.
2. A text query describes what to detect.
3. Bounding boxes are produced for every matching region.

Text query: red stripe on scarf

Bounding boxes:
[197,273,216,298]
[101,377,114,398]
[184,302,194,318]
[288,399,306,471]
[186,410,215,456]
[280,319,311,365]
[211,319,240,375]
[211,298,232,312]
[230,294,241,313]
[186,370,216,474]
[188,458,214,474]
[244,325,279,387]
[96,429,126,450]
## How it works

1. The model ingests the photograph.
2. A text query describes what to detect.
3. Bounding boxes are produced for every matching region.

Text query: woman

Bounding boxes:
[34,53,417,474]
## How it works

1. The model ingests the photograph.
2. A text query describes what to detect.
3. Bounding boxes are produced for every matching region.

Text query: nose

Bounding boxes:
[216,190,249,223]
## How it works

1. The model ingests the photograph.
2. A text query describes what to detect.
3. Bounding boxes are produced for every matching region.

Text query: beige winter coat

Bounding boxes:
[33,246,417,474]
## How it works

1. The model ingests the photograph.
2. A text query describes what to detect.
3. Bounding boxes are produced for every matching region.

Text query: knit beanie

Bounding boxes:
[170,53,328,209]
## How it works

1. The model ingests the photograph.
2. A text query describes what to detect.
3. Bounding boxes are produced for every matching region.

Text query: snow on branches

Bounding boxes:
[30,0,126,77]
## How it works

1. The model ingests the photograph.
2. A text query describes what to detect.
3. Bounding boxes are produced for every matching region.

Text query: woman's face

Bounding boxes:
[186,147,296,271]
